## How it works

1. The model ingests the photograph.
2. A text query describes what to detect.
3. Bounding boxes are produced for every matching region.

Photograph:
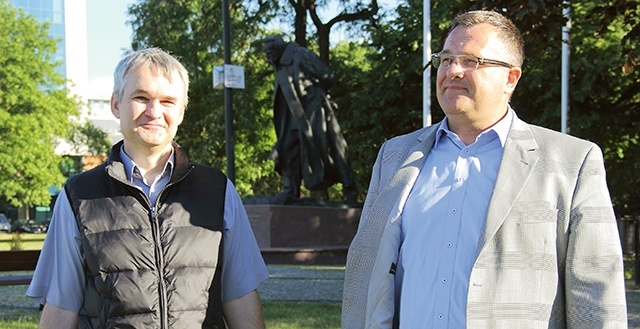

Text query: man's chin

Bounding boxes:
[441,104,472,115]
[135,136,172,148]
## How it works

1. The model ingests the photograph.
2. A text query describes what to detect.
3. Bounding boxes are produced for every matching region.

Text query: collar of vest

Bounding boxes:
[105,140,193,184]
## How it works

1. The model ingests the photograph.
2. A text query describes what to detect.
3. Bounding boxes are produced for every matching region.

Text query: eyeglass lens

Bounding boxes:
[433,54,478,70]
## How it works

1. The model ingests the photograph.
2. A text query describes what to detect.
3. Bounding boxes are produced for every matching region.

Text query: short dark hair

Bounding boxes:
[449,10,525,67]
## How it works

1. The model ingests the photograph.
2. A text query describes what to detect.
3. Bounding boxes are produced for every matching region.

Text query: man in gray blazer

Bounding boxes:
[342,10,628,328]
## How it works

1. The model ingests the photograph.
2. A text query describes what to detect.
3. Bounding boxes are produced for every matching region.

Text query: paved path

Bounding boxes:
[627,280,640,327]
[2,265,638,327]
[259,265,345,302]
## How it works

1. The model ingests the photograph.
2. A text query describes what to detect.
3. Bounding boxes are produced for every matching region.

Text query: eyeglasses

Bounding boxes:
[430,53,514,71]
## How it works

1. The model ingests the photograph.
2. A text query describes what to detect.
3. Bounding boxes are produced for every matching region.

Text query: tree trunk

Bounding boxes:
[317,25,331,65]
[307,0,379,64]
[291,0,307,47]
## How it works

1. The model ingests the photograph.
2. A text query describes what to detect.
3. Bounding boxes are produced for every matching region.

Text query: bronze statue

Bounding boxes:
[262,35,357,204]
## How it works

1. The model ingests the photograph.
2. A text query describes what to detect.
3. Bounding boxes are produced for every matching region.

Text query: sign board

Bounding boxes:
[224,64,245,89]
[213,65,245,89]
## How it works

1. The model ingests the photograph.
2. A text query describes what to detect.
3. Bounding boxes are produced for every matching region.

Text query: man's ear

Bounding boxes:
[111,94,120,119]
[175,104,186,126]
[505,66,522,94]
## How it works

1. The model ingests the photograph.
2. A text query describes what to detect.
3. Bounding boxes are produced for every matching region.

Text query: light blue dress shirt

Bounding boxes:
[396,110,513,328]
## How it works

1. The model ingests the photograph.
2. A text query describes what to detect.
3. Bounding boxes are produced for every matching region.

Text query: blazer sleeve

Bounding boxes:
[564,144,628,326]
[342,142,386,329]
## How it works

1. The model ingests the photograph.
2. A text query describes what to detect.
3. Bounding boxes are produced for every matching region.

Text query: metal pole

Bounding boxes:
[423,0,432,127]
[222,0,235,182]
[561,1,571,134]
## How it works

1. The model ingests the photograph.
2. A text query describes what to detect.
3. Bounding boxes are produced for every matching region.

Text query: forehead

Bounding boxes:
[124,65,186,95]
[443,23,504,56]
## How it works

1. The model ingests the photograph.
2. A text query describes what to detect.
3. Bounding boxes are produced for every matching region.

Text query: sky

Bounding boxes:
[86,0,135,98]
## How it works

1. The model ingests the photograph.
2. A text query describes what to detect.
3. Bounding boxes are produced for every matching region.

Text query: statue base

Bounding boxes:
[245,204,361,264]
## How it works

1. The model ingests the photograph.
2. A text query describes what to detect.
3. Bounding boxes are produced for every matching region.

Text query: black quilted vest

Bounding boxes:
[65,142,226,328]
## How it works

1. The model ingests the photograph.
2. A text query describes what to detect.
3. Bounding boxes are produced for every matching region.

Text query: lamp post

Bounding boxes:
[423,0,431,127]
[561,1,571,134]
[222,0,235,182]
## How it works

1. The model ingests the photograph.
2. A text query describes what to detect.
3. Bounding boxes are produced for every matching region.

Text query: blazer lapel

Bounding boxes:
[377,127,438,225]
[476,117,539,255]
[363,126,438,327]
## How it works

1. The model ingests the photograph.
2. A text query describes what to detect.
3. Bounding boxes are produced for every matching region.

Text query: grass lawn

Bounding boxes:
[0,301,342,329]
[0,233,45,251]
[264,301,341,328]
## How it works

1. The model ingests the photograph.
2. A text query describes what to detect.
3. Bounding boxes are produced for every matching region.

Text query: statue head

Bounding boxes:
[262,35,287,65]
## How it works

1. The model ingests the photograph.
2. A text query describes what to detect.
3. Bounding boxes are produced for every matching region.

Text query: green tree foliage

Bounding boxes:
[571,1,640,217]
[307,0,379,64]
[66,121,112,157]
[0,1,80,207]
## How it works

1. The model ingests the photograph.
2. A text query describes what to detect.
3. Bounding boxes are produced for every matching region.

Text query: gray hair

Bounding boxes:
[449,10,525,67]
[112,47,189,107]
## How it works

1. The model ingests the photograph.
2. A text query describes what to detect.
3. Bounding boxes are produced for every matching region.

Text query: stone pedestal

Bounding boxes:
[244,205,361,264]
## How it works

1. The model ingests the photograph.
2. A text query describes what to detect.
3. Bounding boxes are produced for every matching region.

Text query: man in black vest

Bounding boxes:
[27,48,269,328]
[263,35,357,204]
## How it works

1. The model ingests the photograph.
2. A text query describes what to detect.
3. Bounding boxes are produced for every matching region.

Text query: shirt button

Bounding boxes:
[447,243,452,248]
[452,209,457,214]
[438,314,444,320]
[442,277,448,283]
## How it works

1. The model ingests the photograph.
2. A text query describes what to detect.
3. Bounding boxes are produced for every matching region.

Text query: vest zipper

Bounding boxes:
[150,206,169,329]
[148,165,193,328]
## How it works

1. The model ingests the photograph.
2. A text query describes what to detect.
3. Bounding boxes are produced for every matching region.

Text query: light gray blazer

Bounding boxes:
[342,115,628,328]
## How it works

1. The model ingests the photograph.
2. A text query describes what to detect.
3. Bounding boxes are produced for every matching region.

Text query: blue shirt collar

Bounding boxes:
[435,107,514,148]
[119,145,175,183]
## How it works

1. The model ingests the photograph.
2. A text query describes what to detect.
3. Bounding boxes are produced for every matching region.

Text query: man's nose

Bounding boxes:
[145,100,163,119]
[445,59,465,78]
